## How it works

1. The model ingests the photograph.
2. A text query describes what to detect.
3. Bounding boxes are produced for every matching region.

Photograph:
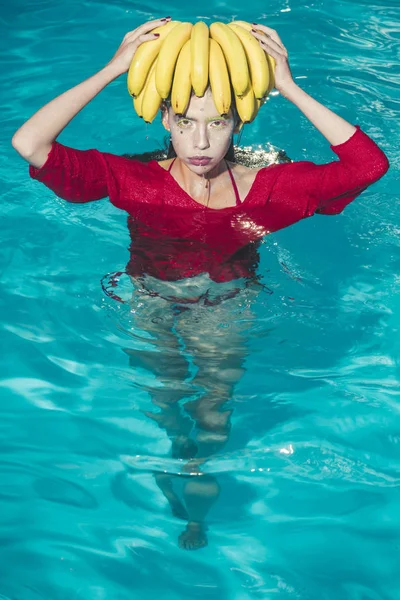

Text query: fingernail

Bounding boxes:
[251,29,257,33]
[252,22,258,26]
[154,33,160,36]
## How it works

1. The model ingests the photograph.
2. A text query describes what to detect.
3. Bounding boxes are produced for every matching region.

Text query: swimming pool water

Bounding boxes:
[1,0,399,597]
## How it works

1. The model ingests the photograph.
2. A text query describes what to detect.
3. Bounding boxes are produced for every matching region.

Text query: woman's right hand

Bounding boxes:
[106,17,172,76]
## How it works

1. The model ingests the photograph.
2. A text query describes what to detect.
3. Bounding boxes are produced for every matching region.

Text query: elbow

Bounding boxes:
[368,152,390,183]
[378,153,390,178]
[11,133,34,158]
[11,133,23,153]
[351,153,390,188]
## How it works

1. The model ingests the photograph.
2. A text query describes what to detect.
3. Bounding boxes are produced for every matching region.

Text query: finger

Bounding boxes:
[124,30,160,44]
[258,43,282,63]
[251,29,287,56]
[258,31,285,53]
[126,17,171,35]
[255,37,287,62]
[124,17,171,40]
[252,23,280,37]
[141,16,172,32]
[252,23,285,49]
[134,32,161,45]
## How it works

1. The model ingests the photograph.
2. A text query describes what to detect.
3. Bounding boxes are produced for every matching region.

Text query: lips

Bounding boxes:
[188,157,212,166]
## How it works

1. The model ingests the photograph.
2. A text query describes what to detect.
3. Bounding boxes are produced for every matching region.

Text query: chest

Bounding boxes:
[178,169,261,209]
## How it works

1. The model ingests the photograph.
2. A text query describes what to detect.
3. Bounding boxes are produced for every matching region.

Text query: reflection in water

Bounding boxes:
[121,274,261,550]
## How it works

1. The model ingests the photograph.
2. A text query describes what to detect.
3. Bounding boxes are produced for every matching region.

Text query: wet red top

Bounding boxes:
[29,125,389,282]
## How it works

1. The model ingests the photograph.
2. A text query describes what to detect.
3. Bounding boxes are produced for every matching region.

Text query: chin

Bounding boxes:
[185,162,212,172]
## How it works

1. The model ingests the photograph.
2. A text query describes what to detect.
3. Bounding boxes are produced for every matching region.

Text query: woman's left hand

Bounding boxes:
[251,23,296,97]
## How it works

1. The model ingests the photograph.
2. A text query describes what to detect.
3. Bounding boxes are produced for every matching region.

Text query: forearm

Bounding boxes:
[12,64,121,155]
[283,83,357,146]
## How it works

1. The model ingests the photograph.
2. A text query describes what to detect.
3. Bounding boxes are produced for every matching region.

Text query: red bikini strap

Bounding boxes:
[168,157,177,172]
[225,160,241,206]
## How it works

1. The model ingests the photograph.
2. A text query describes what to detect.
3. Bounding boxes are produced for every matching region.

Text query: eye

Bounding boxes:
[210,119,228,128]
[176,119,192,129]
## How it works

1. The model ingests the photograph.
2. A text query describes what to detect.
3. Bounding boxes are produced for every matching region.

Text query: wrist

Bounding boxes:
[280,81,302,101]
[100,62,124,82]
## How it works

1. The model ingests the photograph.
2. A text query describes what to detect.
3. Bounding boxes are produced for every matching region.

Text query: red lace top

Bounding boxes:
[29,125,389,282]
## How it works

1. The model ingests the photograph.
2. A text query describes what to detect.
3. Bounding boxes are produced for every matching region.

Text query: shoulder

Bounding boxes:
[228,161,264,180]
[101,153,163,177]
[225,161,274,204]
[157,158,174,171]
[228,160,281,189]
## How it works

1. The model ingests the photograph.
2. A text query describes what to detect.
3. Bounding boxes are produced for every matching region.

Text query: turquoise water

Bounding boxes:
[2,0,400,597]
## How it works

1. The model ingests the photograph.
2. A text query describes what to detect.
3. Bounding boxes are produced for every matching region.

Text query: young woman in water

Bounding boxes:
[12,17,389,550]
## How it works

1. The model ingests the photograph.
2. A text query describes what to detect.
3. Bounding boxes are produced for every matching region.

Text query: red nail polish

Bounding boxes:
[154,33,160,36]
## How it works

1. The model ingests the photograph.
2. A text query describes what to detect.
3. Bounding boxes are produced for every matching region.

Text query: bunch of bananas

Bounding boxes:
[127,20,276,124]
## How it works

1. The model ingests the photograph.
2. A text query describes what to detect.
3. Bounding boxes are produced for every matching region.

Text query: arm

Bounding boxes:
[252,23,375,146]
[269,126,389,219]
[11,18,169,168]
[252,23,389,216]
[282,83,357,147]
[11,67,120,168]
[275,85,389,214]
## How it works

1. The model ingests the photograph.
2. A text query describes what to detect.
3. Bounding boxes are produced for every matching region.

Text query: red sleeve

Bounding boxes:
[29,141,120,203]
[269,125,390,218]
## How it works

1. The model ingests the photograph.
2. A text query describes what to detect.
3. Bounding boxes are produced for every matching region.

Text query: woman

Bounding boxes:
[11,17,389,550]
[11,17,389,283]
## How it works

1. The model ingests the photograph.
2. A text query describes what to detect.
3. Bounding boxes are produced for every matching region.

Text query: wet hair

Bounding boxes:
[122,137,292,167]
[121,133,235,162]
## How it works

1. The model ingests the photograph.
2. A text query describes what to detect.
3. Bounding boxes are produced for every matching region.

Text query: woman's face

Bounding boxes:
[162,88,236,174]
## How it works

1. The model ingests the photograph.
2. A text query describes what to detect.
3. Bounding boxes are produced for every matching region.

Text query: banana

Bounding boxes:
[230,20,276,89]
[256,97,265,110]
[171,40,192,114]
[265,53,275,94]
[190,21,209,97]
[133,59,154,118]
[208,39,231,115]
[141,59,162,123]
[129,19,274,125]
[228,23,270,99]
[235,85,256,123]
[229,20,252,30]
[155,22,193,99]
[251,97,263,122]
[209,22,249,97]
[127,20,179,98]
[133,83,145,117]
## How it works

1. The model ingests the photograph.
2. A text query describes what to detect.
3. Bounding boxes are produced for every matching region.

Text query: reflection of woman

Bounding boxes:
[12,17,389,549]
[124,281,256,549]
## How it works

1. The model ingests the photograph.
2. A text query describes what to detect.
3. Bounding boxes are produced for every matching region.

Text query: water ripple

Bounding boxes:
[1,0,399,597]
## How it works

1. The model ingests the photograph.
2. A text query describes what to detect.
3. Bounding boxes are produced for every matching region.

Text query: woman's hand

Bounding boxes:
[251,24,296,97]
[106,17,172,76]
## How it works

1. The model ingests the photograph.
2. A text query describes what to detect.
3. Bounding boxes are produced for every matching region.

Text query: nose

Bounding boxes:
[194,124,210,151]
